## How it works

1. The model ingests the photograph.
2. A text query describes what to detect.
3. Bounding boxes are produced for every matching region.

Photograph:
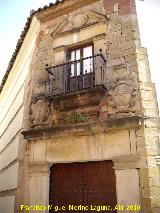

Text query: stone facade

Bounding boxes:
[0,0,160,213]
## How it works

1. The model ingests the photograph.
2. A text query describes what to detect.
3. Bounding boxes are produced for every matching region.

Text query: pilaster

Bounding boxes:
[28,163,50,213]
[114,159,142,213]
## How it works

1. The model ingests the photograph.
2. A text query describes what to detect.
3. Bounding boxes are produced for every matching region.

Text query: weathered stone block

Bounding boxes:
[110,47,136,58]
[150,199,160,208]
[152,208,160,213]
[136,136,145,145]
[144,128,159,138]
[139,168,159,179]
[146,146,159,156]
[141,90,154,101]
[103,0,136,15]
[139,82,154,91]
[136,128,144,137]
[144,118,160,128]
[137,144,146,156]
[148,167,160,178]
[142,100,157,109]
[147,156,157,167]
[145,136,159,146]
[31,140,47,163]
[149,187,160,197]
[149,178,160,187]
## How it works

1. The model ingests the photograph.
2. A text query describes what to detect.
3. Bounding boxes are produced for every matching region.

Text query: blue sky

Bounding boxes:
[0,0,160,106]
[0,0,54,76]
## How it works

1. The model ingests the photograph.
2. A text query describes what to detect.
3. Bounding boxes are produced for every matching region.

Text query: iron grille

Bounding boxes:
[45,50,106,95]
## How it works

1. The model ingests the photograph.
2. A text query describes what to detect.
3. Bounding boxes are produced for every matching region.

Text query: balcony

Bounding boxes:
[45,49,106,96]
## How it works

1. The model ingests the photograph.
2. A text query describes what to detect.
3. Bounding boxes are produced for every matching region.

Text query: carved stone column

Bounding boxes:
[28,163,50,213]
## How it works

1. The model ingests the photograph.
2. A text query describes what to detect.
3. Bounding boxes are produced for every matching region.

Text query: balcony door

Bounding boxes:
[66,44,94,91]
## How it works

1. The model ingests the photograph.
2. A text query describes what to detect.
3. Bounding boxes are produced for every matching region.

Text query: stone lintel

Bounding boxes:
[22,116,142,140]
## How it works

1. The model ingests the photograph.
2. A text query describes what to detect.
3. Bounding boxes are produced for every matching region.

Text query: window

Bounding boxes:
[68,44,93,76]
[66,44,94,91]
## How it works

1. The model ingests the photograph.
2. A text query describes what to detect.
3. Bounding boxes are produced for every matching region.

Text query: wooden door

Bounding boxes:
[49,161,117,213]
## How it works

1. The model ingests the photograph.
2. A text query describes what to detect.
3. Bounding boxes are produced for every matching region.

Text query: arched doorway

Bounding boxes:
[49,161,117,212]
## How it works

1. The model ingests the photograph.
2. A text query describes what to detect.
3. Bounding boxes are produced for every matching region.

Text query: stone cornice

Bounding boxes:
[36,0,100,23]
[22,116,142,140]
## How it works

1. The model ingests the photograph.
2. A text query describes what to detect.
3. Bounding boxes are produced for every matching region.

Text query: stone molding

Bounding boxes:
[28,163,50,175]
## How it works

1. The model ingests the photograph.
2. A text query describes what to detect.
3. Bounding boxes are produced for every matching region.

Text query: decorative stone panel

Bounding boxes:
[29,95,51,128]
[50,1,108,38]
[106,64,139,114]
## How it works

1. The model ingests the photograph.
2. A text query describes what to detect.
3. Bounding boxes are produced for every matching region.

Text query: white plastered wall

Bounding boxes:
[0,16,40,213]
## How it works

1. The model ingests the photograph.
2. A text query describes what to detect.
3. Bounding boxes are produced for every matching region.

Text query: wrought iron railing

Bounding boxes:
[45,50,106,95]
